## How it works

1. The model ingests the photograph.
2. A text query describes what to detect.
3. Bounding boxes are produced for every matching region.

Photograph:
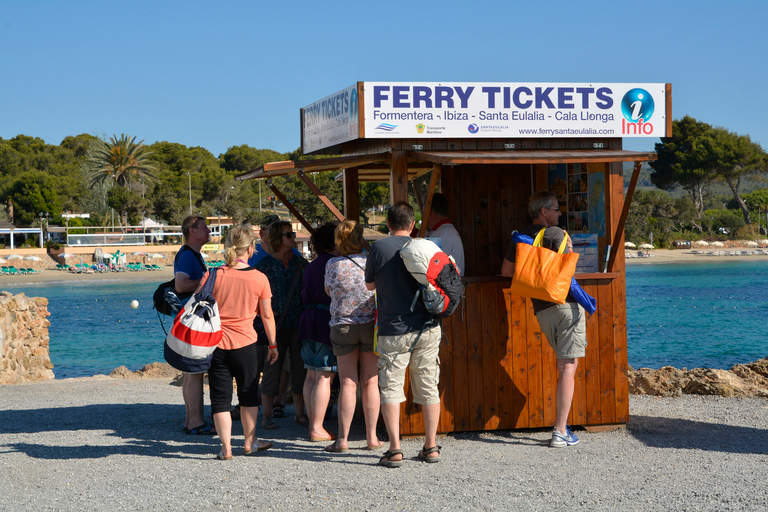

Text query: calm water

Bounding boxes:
[3,260,767,378]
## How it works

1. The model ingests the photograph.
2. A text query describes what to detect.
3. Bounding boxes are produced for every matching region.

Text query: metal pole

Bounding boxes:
[186,172,192,214]
[259,180,262,212]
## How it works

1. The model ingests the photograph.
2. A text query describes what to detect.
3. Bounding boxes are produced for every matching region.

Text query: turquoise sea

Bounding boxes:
[3,260,767,378]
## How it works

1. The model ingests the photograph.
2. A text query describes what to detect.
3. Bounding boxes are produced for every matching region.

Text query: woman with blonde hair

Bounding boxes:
[199,224,278,460]
[323,220,383,452]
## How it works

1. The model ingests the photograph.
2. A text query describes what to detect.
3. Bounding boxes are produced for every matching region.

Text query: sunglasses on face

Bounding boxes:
[282,232,296,238]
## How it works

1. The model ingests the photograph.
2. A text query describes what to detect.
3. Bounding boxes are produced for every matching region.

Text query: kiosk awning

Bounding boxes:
[235,149,656,182]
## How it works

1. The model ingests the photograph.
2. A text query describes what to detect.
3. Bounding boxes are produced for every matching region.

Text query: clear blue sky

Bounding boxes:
[2,1,766,157]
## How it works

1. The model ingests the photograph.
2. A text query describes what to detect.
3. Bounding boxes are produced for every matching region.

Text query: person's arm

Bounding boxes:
[500,258,515,277]
[259,297,278,364]
[174,272,201,293]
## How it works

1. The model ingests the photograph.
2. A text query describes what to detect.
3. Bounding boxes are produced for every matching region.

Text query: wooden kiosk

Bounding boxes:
[237,82,671,434]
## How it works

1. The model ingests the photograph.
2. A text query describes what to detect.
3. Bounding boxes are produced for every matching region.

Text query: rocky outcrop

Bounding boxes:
[629,358,768,398]
[109,362,182,381]
[0,291,54,383]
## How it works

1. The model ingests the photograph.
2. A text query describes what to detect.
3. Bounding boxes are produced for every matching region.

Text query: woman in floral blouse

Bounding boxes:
[323,220,383,453]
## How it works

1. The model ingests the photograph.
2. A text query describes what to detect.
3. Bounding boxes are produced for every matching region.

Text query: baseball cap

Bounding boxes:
[259,214,281,229]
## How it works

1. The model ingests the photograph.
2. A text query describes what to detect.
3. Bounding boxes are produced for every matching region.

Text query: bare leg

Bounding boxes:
[275,370,289,408]
[555,358,578,434]
[421,402,441,459]
[303,369,317,429]
[380,402,403,462]
[241,406,269,451]
[261,393,274,423]
[183,373,205,429]
[213,411,232,458]
[360,351,382,447]
[307,371,334,439]
[336,350,359,448]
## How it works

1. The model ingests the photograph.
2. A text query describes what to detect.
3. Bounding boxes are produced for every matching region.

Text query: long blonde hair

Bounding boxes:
[224,224,254,266]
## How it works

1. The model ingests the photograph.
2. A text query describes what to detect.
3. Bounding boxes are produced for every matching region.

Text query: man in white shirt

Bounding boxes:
[426,193,465,276]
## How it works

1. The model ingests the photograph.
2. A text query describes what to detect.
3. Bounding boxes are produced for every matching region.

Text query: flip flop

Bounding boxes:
[244,441,272,455]
[324,440,349,453]
[309,433,337,442]
[185,422,216,435]
[379,449,404,468]
[417,445,442,463]
[365,441,386,451]
[216,452,233,461]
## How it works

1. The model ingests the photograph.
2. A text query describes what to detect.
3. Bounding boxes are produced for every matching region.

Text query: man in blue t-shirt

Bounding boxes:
[175,215,212,435]
[365,202,443,467]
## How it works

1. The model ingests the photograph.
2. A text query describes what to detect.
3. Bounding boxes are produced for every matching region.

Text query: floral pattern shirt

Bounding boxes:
[324,254,375,326]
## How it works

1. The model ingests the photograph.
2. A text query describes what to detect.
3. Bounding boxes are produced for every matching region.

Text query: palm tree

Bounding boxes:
[84,134,159,188]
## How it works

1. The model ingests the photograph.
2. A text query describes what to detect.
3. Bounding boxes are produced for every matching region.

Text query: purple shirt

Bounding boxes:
[297,252,333,346]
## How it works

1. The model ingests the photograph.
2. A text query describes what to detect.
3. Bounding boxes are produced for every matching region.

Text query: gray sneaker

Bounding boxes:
[550,426,579,447]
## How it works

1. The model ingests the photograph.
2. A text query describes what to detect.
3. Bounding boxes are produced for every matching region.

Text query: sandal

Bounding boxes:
[244,441,272,455]
[324,440,349,453]
[184,422,216,435]
[417,445,442,463]
[294,415,309,426]
[261,417,276,430]
[272,403,286,418]
[216,452,233,461]
[379,449,404,468]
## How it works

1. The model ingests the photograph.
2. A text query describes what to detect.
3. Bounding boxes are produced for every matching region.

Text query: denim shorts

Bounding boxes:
[300,339,338,372]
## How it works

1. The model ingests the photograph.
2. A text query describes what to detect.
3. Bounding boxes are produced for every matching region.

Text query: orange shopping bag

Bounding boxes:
[507,228,579,304]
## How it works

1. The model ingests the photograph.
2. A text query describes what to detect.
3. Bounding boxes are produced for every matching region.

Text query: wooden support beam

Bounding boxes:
[343,168,359,222]
[265,178,315,235]
[607,161,641,271]
[390,151,408,203]
[297,170,345,222]
[418,164,441,237]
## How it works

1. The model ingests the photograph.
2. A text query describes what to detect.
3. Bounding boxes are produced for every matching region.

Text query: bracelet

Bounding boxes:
[268,345,277,349]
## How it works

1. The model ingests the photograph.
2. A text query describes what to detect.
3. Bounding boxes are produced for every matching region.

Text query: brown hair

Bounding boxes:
[267,220,293,253]
[181,215,206,240]
[335,220,365,256]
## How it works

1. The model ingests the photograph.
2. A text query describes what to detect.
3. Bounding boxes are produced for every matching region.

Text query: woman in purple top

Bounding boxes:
[298,222,339,442]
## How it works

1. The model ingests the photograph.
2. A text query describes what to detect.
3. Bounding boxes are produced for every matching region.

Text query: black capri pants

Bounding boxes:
[208,342,262,415]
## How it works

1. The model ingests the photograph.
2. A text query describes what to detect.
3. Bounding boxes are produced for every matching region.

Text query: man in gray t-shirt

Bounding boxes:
[501,191,586,448]
[365,202,443,466]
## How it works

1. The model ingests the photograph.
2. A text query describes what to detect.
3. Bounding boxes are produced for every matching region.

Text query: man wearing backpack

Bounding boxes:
[175,215,213,435]
[501,191,584,448]
[365,202,442,467]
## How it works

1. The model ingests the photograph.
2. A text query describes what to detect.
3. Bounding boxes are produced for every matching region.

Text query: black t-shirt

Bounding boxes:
[504,224,576,313]
[365,235,431,336]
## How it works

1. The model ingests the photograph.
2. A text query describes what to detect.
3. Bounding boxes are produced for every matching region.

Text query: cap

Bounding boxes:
[259,214,281,229]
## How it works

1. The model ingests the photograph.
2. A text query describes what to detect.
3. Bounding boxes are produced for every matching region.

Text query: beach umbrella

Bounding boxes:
[148,253,165,259]
[639,243,654,250]
[624,241,636,249]
[24,255,42,261]
[744,241,759,247]
[200,252,209,259]
[0,257,5,264]
[711,241,725,248]
[131,251,147,256]
[693,240,709,247]
[100,252,113,258]
[6,254,22,260]
[59,252,76,259]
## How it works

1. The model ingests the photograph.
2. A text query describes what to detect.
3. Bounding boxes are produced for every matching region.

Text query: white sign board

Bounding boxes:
[362,82,667,139]
[302,84,359,154]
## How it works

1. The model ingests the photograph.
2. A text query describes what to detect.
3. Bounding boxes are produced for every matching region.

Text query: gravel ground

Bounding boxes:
[1,377,767,511]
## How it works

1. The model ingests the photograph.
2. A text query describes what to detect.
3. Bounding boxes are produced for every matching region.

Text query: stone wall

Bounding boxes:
[0,291,54,384]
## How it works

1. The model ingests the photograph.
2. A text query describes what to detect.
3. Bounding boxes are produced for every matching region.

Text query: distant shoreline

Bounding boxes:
[624,248,768,265]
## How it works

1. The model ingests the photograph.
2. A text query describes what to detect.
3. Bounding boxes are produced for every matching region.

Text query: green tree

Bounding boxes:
[6,170,62,225]
[359,182,389,224]
[650,116,717,217]
[704,128,767,224]
[84,134,159,188]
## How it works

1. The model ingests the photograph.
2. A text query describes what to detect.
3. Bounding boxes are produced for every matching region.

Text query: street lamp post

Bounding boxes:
[185,172,192,214]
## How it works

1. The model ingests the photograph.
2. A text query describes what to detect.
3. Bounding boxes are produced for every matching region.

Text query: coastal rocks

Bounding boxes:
[0,291,54,384]
[109,362,182,380]
[629,358,768,398]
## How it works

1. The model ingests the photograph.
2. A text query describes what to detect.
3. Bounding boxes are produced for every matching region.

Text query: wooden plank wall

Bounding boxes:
[397,161,629,434]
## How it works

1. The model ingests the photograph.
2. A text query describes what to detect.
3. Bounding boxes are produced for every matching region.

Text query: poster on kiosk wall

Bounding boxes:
[362,82,667,140]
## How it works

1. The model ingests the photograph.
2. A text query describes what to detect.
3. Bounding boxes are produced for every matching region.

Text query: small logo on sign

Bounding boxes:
[376,123,398,132]
[416,124,425,134]
[468,123,479,134]
[621,88,655,123]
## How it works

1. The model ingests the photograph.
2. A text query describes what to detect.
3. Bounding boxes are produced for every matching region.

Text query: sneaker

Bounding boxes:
[550,426,579,447]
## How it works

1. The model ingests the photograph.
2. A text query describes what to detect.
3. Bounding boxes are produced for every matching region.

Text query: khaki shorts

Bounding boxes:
[535,303,587,359]
[330,321,375,356]
[377,324,441,405]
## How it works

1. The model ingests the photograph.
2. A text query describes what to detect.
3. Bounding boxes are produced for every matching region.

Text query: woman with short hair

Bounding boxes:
[201,224,277,460]
[323,220,383,452]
